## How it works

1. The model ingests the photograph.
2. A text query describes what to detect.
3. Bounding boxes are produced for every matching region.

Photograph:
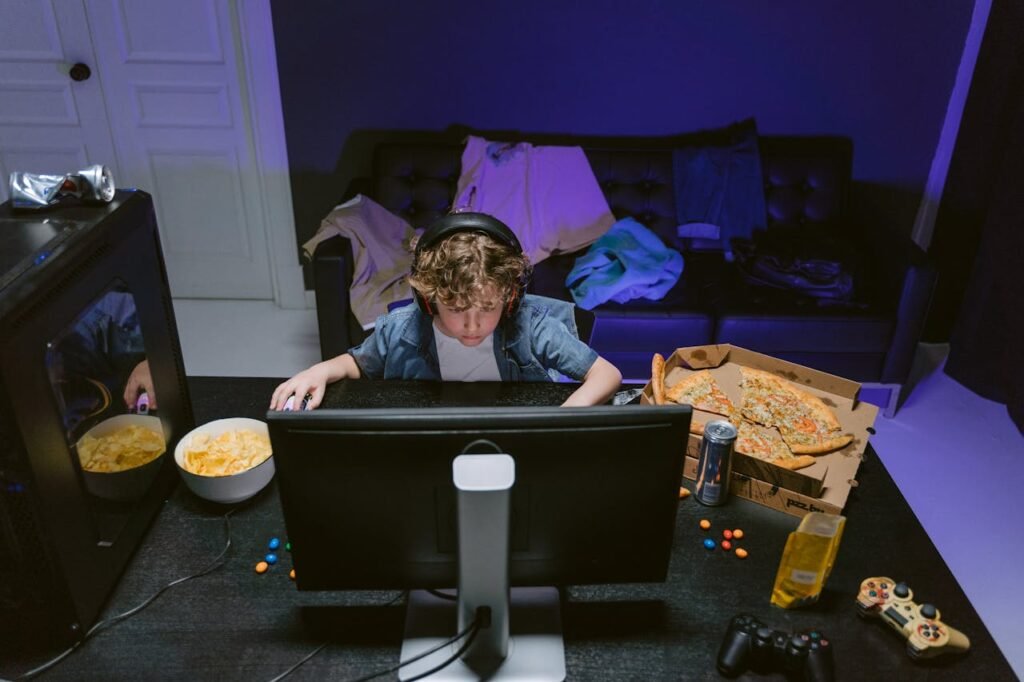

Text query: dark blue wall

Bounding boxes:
[271,1,974,260]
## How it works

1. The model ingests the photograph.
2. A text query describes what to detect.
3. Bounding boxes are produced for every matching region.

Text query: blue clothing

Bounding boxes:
[566,217,684,310]
[672,119,766,252]
[348,294,598,382]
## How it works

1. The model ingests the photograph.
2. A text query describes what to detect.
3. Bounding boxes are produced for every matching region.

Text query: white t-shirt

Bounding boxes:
[433,323,502,381]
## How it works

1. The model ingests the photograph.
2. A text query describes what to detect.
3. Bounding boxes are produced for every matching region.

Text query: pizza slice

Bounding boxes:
[735,421,816,471]
[665,370,737,420]
[739,367,853,454]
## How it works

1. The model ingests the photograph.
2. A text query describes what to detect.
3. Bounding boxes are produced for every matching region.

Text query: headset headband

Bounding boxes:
[414,212,523,258]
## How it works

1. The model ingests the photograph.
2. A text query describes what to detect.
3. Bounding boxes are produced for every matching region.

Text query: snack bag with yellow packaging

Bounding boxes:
[771,512,846,609]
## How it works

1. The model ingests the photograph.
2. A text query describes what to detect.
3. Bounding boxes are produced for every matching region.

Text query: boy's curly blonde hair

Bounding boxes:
[407,230,532,310]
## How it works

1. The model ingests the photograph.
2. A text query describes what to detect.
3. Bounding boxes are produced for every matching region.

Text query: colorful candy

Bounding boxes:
[265,553,278,565]
[699,519,711,530]
[255,561,269,574]
[735,548,749,559]
[678,487,691,499]
[723,529,734,540]
[289,568,296,580]
[733,529,744,539]
[268,537,281,550]
[721,540,733,551]
[285,542,292,552]
[703,538,716,550]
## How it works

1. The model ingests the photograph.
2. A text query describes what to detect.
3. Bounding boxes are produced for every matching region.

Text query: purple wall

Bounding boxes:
[270,1,973,264]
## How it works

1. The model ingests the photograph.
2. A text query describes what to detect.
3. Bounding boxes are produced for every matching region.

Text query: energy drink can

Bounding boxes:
[694,420,737,506]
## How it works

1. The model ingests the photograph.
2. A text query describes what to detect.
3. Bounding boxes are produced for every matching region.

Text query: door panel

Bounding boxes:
[86,0,273,299]
[0,0,119,198]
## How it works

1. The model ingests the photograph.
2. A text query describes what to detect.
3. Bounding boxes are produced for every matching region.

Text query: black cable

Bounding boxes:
[265,591,406,682]
[343,610,483,682]
[6,508,237,681]
[264,643,327,682]
[404,616,483,682]
[426,588,457,601]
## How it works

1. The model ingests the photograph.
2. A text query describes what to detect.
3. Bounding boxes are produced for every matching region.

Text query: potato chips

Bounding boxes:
[78,424,166,473]
[181,429,272,477]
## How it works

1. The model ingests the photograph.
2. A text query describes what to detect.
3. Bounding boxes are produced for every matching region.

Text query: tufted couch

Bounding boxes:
[312,135,936,414]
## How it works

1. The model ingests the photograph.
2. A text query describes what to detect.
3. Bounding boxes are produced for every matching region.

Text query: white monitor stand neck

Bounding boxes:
[399,453,566,681]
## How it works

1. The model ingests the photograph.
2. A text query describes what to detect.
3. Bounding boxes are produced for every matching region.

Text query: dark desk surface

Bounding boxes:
[4,377,1013,681]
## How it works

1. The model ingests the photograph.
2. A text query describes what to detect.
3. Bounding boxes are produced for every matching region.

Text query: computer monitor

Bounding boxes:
[268,403,690,681]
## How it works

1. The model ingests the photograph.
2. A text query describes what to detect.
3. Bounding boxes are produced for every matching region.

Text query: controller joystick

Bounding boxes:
[856,576,971,660]
[717,614,834,682]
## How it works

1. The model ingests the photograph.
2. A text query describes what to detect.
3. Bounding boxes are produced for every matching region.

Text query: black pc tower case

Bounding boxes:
[0,190,192,646]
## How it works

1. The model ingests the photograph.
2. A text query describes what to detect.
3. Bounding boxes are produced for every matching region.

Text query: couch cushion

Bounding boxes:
[584,149,679,250]
[713,273,893,381]
[372,143,462,229]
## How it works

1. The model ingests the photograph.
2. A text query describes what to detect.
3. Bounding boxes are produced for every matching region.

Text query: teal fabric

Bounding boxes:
[566,217,684,310]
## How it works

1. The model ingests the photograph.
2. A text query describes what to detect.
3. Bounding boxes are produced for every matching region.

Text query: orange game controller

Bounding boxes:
[856,577,971,660]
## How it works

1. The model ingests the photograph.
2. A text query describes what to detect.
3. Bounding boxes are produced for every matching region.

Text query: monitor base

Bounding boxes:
[398,587,566,681]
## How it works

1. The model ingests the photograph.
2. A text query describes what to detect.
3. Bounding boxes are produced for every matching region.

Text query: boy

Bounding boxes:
[270,212,621,409]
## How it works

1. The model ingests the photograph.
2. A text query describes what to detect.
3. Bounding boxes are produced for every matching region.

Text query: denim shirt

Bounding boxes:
[348,294,598,382]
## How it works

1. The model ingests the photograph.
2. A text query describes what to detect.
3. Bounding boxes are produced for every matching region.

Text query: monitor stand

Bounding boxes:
[399,588,565,681]
[398,453,566,681]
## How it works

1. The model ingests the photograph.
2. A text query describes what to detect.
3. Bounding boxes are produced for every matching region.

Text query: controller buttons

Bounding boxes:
[867,580,876,588]
[820,639,829,647]
[880,581,889,589]
[868,589,877,597]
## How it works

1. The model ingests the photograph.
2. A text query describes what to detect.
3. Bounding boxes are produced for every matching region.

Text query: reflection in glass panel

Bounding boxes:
[45,281,165,545]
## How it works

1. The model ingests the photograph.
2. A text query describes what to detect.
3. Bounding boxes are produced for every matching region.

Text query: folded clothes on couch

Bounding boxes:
[566,217,684,310]
[302,195,413,329]
[454,135,615,264]
[673,118,767,253]
[731,232,857,302]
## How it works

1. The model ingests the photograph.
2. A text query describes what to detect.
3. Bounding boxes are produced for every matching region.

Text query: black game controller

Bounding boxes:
[717,614,834,682]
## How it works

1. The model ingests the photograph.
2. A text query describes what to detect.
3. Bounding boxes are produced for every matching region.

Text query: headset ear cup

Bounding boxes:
[416,292,433,316]
[505,288,521,318]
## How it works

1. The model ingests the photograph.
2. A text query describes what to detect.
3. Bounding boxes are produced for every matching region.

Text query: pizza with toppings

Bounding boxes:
[735,421,817,470]
[664,369,737,421]
[739,367,854,454]
[652,354,855,468]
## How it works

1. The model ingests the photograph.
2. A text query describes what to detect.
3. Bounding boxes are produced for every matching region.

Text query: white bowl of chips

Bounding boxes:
[174,417,274,504]
[76,414,168,502]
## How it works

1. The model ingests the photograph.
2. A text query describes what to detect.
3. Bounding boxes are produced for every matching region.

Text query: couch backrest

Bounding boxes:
[370,135,853,251]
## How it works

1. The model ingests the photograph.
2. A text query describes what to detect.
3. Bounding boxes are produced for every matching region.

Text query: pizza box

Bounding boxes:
[641,344,878,519]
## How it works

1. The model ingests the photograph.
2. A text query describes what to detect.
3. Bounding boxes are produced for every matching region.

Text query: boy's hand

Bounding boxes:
[270,364,331,411]
[124,359,157,410]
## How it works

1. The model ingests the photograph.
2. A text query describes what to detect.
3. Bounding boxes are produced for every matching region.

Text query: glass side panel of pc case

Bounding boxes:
[44,281,165,546]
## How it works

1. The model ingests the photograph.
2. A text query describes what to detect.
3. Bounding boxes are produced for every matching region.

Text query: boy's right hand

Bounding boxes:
[269,363,332,411]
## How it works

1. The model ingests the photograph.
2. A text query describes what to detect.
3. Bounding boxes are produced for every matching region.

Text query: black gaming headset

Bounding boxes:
[411,212,525,318]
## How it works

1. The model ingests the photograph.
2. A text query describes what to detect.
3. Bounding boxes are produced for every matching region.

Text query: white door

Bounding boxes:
[0,0,285,301]
[0,0,120,194]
